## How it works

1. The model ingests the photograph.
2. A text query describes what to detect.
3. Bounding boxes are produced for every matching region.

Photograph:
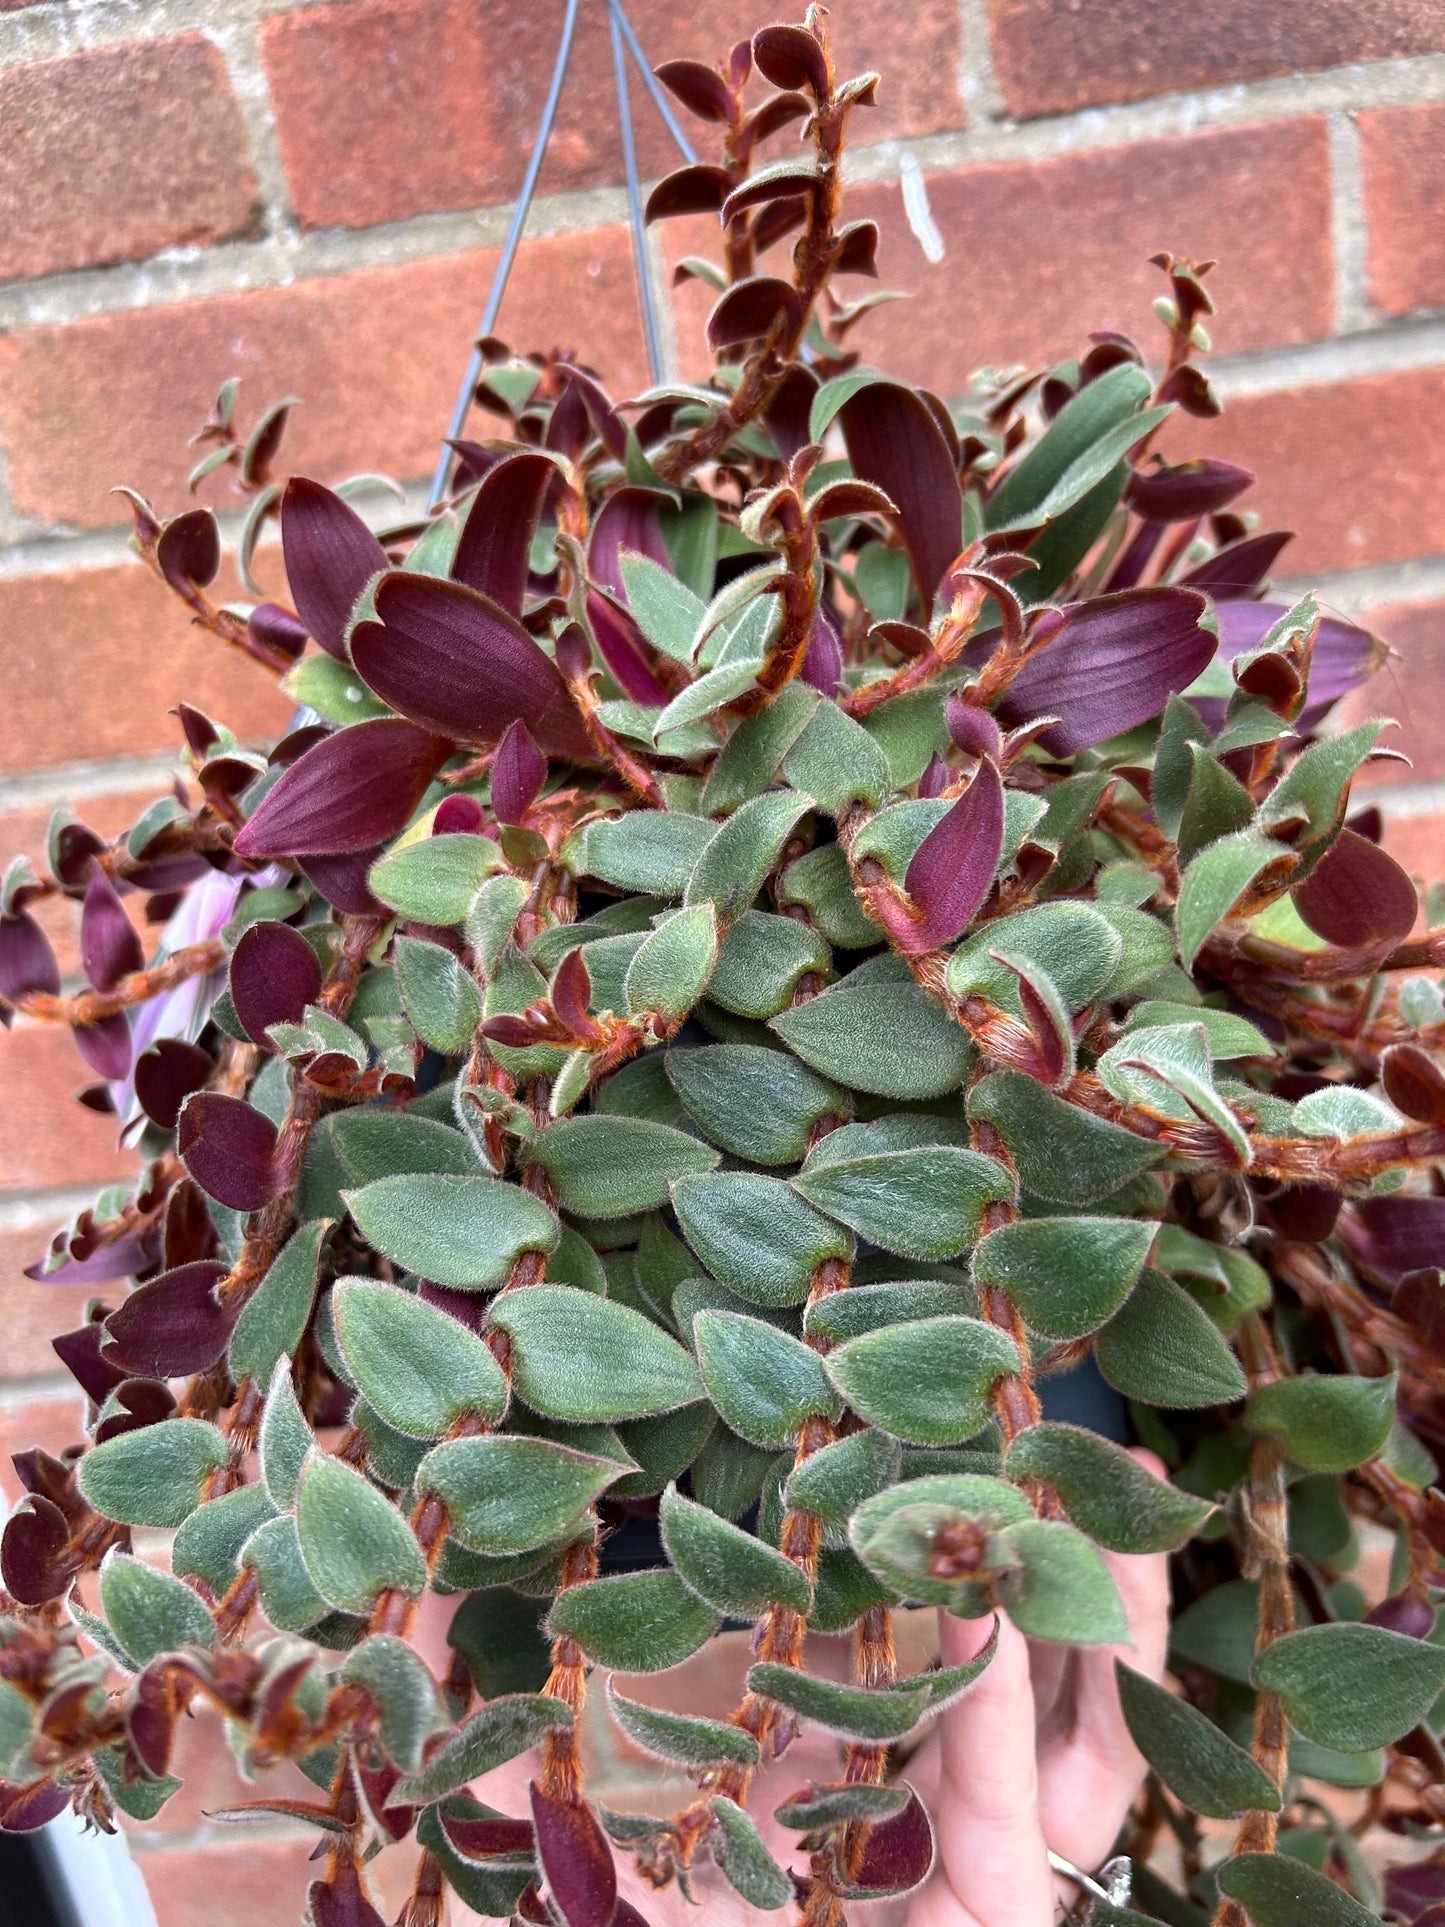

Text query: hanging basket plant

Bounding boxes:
[2,11,1443,1927]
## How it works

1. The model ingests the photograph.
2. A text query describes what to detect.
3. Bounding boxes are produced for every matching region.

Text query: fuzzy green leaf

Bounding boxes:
[345,1172,558,1287]
[259,1356,312,1507]
[773,972,973,1098]
[333,1279,509,1436]
[1095,1270,1247,1408]
[417,1434,621,1553]
[660,1484,811,1617]
[781,699,892,815]
[972,1216,1155,1340]
[794,1147,1012,1260]
[625,904,719,1019]
[489,1284,704,1421]
[229,1219,329,1386]
[586,812,717,896]
[172,1482,277,1595]
[295,1451,426,1612]
[1176,829,1287,971]
[709,1796,793,1910]
[684,790,812,922]
[1005,1425,1214,1553]
[826,1317,1018,1445]
[694,1309,840,1447]
[783,1429,902,1542]
[708,910,832,1018]
[606,1682,759,1770]
[394,1695,573,1805]
[99,1552,214,1665]
[996,1518,1129,1644]
[524,1115,719,1217]
[747,1663,929,1740]
[1245,1372,1398,1474]
[1251,1622,1445,1750]
[240,1514,330,1631]
[370,833,504,924]
[395,935,483,1052]
[343,1635,448,1773]
[78,1418,228,1529]
[666,1044,845,1164]
[968,1071,1164,1205]
[1214,1853,1379,1927]
[1115,1662,1280,1819]
[673,1171,851,1306]
[546,1568,720,1671]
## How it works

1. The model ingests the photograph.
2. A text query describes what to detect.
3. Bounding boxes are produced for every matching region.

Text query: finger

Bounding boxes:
[912,1611,1054,1927]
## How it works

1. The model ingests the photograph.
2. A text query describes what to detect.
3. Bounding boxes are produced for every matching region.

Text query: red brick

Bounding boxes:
[1162,367,1445,576]
[1360,104,1445,319]
[0,229,647,530]
[0,563,292,771]
[0,1024,139,1195]
[985,0,1445,120]
[671,120,1333,383]
[0,793,161,978]
[0,38,256,284]
[0,1220,97,1382]
[260,0,960,232]
[0,1394,85,1505]
[1377,808,1445,885]
[1338,601,1445,787]
[124,1706,318,1841]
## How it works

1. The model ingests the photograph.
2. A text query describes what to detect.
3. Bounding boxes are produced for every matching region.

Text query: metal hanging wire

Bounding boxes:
[427,0,697,511]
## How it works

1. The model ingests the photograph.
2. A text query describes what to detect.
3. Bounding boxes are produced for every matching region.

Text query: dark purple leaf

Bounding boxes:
[1125,460,1253,523]
[1382,1044,1445,1125]
[1179,530,1293,600]
[1367,1590,1438,1639]
[0,1781,68,1833]
[1264,1184,1340,1243]
[26,1219,159,1285]
[587,590,672,706]
[1355,1196,1445,1283]
[1213,600,1385,722]
[996,586,1213,755]
[177,1093,281,1211]
[94,1378,176,1443]
[53,1322,128,1404]
[565,369,628,462]
[903,758,1004,952]
[440,1811,536,1862]
[80,869,143,992]
[751,195,808,255]
[175,705,220,758]
[720,167,819,227]
[348,574,593,762]
[101,1261,235,1377]
[835,218,881,277]
[529,1782,617,1927]
[654,58,732,121]
[492,720,547,825]
[1,1497,70,1606]
[417,1280,487,1333]
[299,848,388,915]
[233,719,451,859]
[134,1038,214,1131]
[281,478,390,660]
[432,794,486,836]
[545,377,591,461]
[946,696,1003,763]
[752,22,827,92]
[801,606,843,696]
[645,163,731,224]
[230,920,323,1047]
[164,1177,220,1269]
[613,1903,655,1927]
[247,602,309,663]
[840,382,964,607]
[74,1013,133,1082]
[839,1788,935,1897]
[451,451,558,617]
[707,278,798,352]
[918,753,948,798]
[129,1661,181,1779]
[763,366,820,462]
[1385,1858,1445,1921]
[156,509,221,592]
[589,488,669,601]
[1292,830,1417,949]
[747,88,810,142]
[306,1867,389,1927]
[0,912,60,1006]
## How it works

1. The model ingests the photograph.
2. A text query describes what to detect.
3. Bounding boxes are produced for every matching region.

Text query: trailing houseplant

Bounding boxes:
[2,11,1444,1924]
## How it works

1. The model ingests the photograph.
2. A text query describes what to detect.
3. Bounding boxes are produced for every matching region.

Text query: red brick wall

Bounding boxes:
[2,1,1444,1915]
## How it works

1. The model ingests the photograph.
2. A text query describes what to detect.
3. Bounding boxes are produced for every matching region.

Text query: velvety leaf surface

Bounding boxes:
[546,1568,720,1672]
[1215,1853,1378,1927]
[826,1317,1018,1445]
[660,1484,810,1617]
[694,1310,839,1447]
[333,1280,509,1436]
[233,720,450,859]
[282,477,389,660]
[524,1116,719,1217]
[344,1173,558,1289]
[78,1419,227,1528]
[1005,1425,1213,1553]
[489,1285,704,1421]
[417,1435,621,1553]
[295,1452,426,1612]
[972,1217,1155,1340]
[1115,1663,1280,1819]
[1251,1622,1445,1750]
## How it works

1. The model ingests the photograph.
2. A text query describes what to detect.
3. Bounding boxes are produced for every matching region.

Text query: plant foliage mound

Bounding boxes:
[2,14,1444,1926]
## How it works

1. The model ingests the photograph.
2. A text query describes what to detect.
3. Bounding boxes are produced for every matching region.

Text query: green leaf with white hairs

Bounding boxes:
[773,970,973,1098]
[342,1635,448,1773]
[969,1070,1165,1205]
[694,1309,840,1448]
[417,1434,622,1554]
[524,1114,718,1217]
[793,1145,1013,1259]
[619,551,706,663]
[240,1514,331,1631]
[1252,1621,1445,1751]
[394,1695,573,1805]
[667,1045,844,1164]
[467,871,530,973]
[673,1171,851,1306]
[172,1482,276,1595]
[625,903,719,1020]
[1245,1372,1397,1474]
[660,1484,811,1617]
[332,1280,509,1437]
[780,698,893,815]
[395,935,483,1053]
[1115,1663,1281,1818]
[783,1429,901,1545]
[709,1797,794,1911]
[1095,1270,1247,1408]
[78,1419,228,1529]
[259,1355,313,1507]
[1005,1424,1214,1553]
[994,1518,1129,1644]
[488,1284,704,1421]
[1215,1853,1379,1927]
[345,1172,558,1287]
[229,1218,330,1386]
[685,790,812,922]
[850,1474,1033,1610]
[585,811,718,896]
[972,1216,1155,1340]
[295,1452,427,1613]
[99,1552,215,1666]
[747,1663,929,1741]
[606,1681,759,1770]
[370,833,505,924]
[825,1317,1018,1445]
[546,1568,721,1672]
[702,684,819,814]
[1176,829,1289,971]
[947,903,1122,1015]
